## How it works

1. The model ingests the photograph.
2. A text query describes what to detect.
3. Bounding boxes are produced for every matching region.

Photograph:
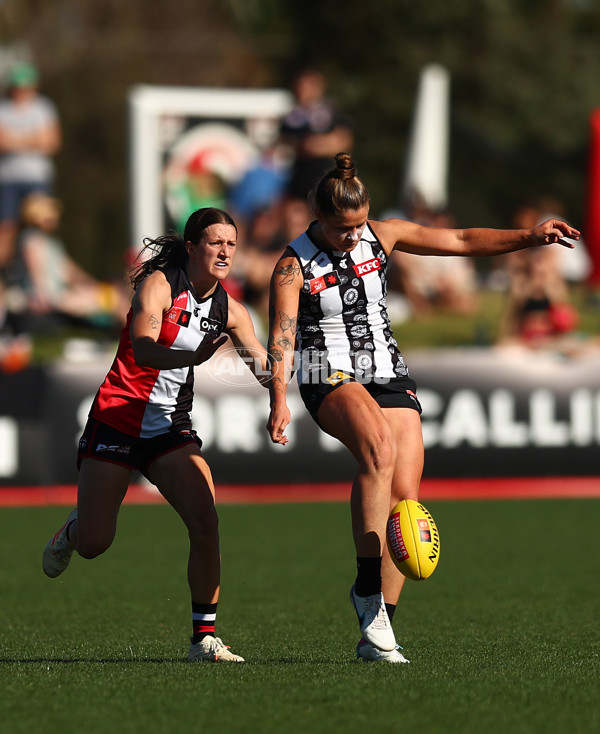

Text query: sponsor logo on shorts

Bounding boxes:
[326,370,354,386]
[352,258,381,277]
[308,271,341,294]
[95,443,132,456]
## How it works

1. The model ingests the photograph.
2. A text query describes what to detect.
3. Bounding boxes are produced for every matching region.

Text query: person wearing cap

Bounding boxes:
[0,62,61,269]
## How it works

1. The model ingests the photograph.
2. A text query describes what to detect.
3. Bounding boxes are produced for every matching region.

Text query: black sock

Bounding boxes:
[385,603,396,622]
[191,601,217,644]
[355,556,382,597]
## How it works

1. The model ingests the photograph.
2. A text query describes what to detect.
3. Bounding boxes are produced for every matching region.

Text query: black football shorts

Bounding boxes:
[77,416,202,479]
[299,371,422,426]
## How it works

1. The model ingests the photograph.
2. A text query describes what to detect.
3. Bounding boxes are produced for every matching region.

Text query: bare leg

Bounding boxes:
[317,382,397,558]
[71,458,131,558]
[380,407,424,605]
[147,444,220,603]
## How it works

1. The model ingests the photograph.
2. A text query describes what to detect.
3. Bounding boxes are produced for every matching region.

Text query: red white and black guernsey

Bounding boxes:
[90,265,228,438]
[289,223,409,384]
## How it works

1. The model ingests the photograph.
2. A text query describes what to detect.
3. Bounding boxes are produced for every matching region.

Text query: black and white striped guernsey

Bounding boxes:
[288,223,409,385]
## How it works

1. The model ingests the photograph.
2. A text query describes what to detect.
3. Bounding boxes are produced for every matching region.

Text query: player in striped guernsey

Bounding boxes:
[266,153,579,663]
[42,208,269,662]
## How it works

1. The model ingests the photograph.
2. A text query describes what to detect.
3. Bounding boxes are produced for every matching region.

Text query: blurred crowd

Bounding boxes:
[0,63,597,372]
[0,61,129,371]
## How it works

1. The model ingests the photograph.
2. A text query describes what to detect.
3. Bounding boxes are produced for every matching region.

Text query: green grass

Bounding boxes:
[0,499,598,734]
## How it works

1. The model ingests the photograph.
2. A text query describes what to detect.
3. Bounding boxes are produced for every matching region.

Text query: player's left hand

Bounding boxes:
[266,404,290,446]
[533,219,580,247]
[193,335,228,365]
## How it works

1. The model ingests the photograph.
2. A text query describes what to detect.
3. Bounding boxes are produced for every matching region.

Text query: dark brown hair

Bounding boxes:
[312,152,370,217]
[130,208,236,289]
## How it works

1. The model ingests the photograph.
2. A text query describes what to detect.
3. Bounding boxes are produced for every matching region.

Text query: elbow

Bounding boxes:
[131,337,155,368]
[132,348,149,368]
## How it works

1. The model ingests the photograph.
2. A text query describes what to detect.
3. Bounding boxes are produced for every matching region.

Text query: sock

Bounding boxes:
[355,556,382,597]
[385,603,396,622]
[192,602,217,644]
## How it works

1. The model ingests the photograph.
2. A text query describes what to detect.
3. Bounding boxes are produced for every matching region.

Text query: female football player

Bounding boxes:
[43,207,269,663]
[266,152,579,663]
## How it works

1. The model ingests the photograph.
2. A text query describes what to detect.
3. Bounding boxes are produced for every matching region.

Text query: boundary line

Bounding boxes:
[0,476,599,507]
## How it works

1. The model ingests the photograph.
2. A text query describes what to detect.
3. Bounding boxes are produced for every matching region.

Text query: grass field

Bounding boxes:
[0,499,598,734]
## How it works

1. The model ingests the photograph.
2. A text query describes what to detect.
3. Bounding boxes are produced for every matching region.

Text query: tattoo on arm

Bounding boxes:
[269,346,284,363]
[148,313,160,330]
[271,376,285,394]
[277,336,294,351]
[278,311,297,335]
[276,262,301,286]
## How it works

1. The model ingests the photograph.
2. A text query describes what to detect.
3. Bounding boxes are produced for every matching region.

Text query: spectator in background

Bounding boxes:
[512,198,590,285]
[0,62,61,269]
[496,244,582,353]
[488,198,589,293]
[166,151,228,234]
[280,68,354,230]
[233,203,287,326]
[386,192,479,318]
[4,192,128,333]
[494,198,600,355]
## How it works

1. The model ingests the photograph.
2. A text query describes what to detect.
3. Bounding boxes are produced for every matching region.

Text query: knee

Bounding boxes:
[362,430,397,477]
[186,506,220,546]
[77,538,111,560]
[76,529,114,559]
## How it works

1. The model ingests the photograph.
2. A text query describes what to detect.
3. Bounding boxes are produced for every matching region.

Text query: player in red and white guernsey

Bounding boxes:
[43,208,269,663]
[266,153,579,663]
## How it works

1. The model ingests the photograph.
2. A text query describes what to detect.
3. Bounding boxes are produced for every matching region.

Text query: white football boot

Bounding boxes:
[356,639,410,663]
[42,508,77,578]
[350,585,397,652]
[188,635,245,662]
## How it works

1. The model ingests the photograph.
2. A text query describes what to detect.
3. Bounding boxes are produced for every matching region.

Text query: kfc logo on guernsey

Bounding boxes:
[308,271,341,295]
[353,258,382,277]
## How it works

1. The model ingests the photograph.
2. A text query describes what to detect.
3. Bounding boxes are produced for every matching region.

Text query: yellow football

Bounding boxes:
[386,500,441,581]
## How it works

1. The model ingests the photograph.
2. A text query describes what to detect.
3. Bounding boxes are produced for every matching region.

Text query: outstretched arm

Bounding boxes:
[371,217,580,258]
[266,250,302,445]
